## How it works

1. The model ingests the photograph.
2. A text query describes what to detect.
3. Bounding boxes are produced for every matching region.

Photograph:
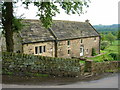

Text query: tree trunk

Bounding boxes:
[2,2,14,52]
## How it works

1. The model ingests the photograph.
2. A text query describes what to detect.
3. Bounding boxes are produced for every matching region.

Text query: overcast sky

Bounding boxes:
[15,0,119,25]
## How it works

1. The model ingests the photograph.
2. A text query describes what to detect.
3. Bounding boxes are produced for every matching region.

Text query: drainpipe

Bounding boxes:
[48,28,58,57]
[55,40,58,57]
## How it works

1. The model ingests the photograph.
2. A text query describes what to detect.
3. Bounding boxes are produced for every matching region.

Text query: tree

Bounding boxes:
[118,30,120,40]
[105,32,116,45]
[101,41,110,50]
[1,1,90,52]
[2,2,14,52]
[100,33,106,41]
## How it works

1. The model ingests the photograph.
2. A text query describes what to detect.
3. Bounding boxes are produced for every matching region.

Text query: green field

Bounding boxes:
[87,40,119,62]
[104,40,119,53]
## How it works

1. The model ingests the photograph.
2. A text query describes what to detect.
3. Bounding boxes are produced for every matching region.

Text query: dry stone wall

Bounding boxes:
[2,52,82,77]
[2,52,119,77]
[85,60,119,75]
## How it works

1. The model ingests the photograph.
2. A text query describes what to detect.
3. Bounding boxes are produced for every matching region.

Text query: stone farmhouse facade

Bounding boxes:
[2,19,101,58]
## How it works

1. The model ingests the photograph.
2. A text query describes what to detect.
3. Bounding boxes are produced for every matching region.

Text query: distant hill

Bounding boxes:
[93,24,120,32]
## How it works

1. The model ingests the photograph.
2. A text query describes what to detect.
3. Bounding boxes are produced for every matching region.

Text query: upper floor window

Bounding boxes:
[67,41,70,46]
[80,39,83,43]
[81,31,83,34]
[94,37,96,40]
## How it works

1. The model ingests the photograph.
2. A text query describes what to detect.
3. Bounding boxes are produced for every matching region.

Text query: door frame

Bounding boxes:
[80,45,84,56]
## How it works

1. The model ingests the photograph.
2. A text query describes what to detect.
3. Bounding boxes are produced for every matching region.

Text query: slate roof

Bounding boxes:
[51,20,100,40]
[20,20,55,44]
[20,19,100,44]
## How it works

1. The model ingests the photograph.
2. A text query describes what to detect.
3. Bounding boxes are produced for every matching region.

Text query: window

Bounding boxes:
[81,31,83,34]
[86,49,89,54]
[68,50,70,54]
[94,37,96,40]
[67,41,70,46]
[80,48,82,53]
[43,46,46,52]
[39,46,42,53]
[35,47,38,54]
[35,45,46,54]
[80,39,83,43]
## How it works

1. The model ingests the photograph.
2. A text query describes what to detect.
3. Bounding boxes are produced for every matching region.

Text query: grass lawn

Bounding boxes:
[87,40,119,62]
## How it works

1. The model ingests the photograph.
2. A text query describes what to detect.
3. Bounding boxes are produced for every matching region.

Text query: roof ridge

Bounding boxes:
[23,19,86,23]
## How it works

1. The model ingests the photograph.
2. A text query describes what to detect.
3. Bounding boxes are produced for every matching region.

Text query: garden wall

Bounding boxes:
[2,52,82,77]
[85,60,119,75]
[2,52,119,77]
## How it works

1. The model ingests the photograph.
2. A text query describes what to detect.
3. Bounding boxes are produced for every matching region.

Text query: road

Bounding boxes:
[2,73,119,88]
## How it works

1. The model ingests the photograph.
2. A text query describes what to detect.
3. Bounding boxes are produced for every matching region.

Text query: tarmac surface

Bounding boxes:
[2,73,119,88]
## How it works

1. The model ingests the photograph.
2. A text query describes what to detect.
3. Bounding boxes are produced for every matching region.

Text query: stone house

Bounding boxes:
[2,19,101,58]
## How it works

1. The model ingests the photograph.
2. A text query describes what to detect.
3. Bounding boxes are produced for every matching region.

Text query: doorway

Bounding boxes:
[80,45,84,56]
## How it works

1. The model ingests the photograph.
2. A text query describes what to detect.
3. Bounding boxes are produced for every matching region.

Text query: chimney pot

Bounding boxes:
[85,19,90,23]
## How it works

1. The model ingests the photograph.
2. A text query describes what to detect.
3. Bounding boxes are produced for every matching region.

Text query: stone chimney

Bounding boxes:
[85,19,90,23]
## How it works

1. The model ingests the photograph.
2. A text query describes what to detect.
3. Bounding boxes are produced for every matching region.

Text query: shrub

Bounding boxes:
[109,53,118,60]
[91,48,97,56]
[101,41,110,50]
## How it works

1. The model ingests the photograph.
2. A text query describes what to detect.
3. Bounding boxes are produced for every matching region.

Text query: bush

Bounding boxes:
[109,53,118,60]
[101,41,110,50]
[91,48,97,56]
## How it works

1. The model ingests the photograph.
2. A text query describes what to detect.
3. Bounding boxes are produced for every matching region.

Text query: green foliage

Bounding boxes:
[88,53,114,62]
[109,53,118,60]
[88,40,119,62]
[91,48,97,56]
[12,17,24,32]
[118,30,120,40]
[101,41,110,50]
[104,40,119,53]
[105,32,116,45]
[22,1,90,28]
[94,24,119,32]
[100,33,106,41]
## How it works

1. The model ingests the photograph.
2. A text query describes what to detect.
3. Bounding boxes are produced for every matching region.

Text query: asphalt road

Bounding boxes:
[2,73,119,88]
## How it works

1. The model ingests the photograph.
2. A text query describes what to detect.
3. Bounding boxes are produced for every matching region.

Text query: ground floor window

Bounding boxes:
[43,46,46,52]
[68,50,70,54]
[86,49,89,54]
[35,47,38,54]
[35,45,46,54]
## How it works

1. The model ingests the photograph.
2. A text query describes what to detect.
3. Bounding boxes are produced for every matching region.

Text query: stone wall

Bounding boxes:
[85,60,119,75]
[2,52,82,77]
[1,33,100,58]
[57,36,100,58]
[23,41,55,57]
[2,52,119,77]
